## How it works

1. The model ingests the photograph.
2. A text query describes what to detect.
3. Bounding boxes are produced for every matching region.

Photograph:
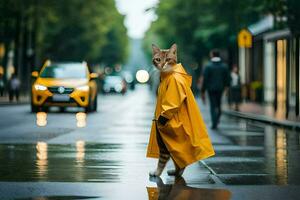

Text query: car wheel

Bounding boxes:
[93,95,98,112]
[42,106,49,112]
[31,104,39,113]
[85,105,92,113]
[59,107,65,113]
[85,97,93,113]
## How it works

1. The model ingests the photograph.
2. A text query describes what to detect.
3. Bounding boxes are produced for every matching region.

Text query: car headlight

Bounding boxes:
[114,84,122,93]
[76,85,89,91]
[34,84,47,91]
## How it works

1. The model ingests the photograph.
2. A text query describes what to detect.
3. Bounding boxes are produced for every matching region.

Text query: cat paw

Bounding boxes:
[149,170,161,177]
[167,168,185,177]
[167,169,176,176]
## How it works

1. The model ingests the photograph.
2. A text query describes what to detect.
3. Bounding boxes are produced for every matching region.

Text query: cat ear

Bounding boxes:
[152,44,160,54]
[169,43,177,55]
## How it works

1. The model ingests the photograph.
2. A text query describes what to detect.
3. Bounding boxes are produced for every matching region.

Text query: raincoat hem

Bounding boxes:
[146,152,159,158]
[172,151,215,168]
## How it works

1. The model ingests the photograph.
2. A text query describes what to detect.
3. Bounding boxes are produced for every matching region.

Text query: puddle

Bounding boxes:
[17,196,101,200]
[206,125,300,185]
[0,143,123,182]
[147,177,231,200]
[217,174,277,185]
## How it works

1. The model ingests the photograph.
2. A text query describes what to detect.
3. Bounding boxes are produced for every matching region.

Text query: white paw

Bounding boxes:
[167,168,185,176]
[149,170,161,177]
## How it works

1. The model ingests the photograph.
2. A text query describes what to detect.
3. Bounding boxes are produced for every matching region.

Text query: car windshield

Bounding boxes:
[105,76,123,84]
[40,64,87,79]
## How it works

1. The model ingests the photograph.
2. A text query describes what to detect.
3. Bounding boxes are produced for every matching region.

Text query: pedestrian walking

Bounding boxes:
[201,49,230,129]
[0,73,4,96]
[147,44,215,177]
[8,73,21,102]
[228,65,241,111]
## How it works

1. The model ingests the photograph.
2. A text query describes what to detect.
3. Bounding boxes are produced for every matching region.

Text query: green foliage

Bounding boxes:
[0,0,129,66]
[286,0,300,35]
[144,0,294,66]
[250,81,263,90]
[42,0,128,65]
[99,12,129,66]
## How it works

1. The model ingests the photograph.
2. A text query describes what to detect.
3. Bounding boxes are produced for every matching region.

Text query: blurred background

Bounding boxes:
[0,0,299,119]
[143,0,300,121]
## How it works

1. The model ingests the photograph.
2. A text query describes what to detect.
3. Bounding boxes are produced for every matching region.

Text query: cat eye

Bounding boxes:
[155,58,161,62]
[166,58,171,62]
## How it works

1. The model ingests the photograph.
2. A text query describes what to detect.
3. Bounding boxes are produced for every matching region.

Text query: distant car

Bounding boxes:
[122,71,135,90]
[103,75,127,94]
[31,61,98,112]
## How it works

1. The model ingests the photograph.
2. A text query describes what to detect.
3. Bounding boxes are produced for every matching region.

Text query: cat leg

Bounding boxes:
[167,159,185,177]
[150,123,170,177]
[167,167,185,176]
[149,153,170,177]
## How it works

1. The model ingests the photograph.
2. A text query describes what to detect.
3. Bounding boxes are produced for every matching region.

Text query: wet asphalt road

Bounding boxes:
[0,85,300,200]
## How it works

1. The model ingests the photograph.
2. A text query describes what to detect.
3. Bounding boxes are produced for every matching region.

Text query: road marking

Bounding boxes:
[200,160,225,185]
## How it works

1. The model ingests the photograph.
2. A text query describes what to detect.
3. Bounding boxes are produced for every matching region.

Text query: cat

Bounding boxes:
[149,43,185,177]
[152,43,177,73]
[148,43,215,177]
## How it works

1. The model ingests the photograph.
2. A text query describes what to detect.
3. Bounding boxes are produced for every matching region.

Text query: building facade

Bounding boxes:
[264,30,299,118]
[239,16,300,119]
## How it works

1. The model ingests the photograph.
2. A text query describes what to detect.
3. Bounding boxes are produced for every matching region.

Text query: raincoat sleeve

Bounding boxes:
[160,76,186,120]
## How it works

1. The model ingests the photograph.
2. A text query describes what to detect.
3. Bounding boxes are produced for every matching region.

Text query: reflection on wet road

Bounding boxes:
[148,177,231,200]
[36,112,47,127]
[1,125,299,185]
[205,120,300,185]
[0,85,299,199]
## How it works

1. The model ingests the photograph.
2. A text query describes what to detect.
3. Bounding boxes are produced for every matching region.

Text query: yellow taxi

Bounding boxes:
[31,61,98,112]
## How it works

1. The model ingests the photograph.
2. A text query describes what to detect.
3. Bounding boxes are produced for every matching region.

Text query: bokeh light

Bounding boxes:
[36,141,48,177]
[36,112,47,127]
[36,141,48,160]
[104,67,113,75]
[76,140,85,163]
[76,112,87,128]
[136,70,149,83]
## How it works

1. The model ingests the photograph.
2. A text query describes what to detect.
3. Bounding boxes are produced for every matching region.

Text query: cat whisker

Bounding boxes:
[162,62,168,69]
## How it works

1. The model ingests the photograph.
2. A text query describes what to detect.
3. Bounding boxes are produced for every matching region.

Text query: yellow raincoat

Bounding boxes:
[147,63,215,168]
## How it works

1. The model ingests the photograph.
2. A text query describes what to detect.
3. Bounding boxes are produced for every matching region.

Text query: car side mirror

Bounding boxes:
[31,71,39,78]
[90,73,98,79]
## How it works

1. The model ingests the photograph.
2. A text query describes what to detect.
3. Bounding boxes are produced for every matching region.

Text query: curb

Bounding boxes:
[224,110,300,131]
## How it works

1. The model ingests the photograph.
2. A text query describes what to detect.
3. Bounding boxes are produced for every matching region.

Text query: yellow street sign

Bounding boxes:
[238,29,252,48]
[0,43,5,58]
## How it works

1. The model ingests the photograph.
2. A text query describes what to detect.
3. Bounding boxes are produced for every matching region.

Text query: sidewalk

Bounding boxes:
[0,95,29,106]
[197,97,300,199]
[223,102,300,130]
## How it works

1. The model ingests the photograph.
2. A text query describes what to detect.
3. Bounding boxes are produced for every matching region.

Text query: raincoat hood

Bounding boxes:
[161,63,192,87]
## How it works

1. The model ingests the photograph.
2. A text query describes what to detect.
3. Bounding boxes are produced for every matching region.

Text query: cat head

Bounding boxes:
[152,43,177,72]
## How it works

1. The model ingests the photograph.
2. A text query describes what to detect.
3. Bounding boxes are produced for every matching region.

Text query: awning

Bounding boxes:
[263,29,291,42]
[248,15,274,36]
